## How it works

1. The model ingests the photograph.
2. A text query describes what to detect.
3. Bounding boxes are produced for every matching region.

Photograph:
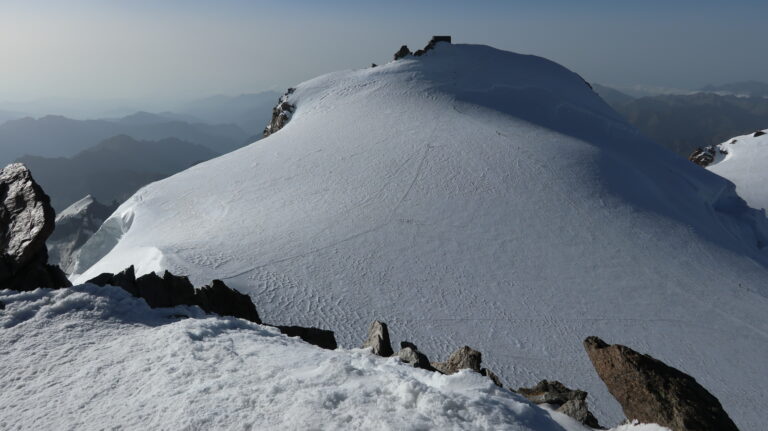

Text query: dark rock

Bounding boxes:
[87,268,261,324]
[195,279,261,324]
[0,300,4,310]
[86,265,137,296]
[393,45,412,61]
[371,63,377,68]
[431,346,482,374]
[754,130,766,137]
[362,320,393,356]
[481,368,503,387]
[584,336,738,431]
[400,340,419,350]
[276,325,337,350]
[398,346,433,370]
[0,163,71,291]
[688,147,717,167]
[414,36,452,57]
[263,90,296,137]
[518,380,601,428]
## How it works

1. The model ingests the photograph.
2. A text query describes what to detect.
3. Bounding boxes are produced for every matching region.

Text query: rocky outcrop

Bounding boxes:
[431,346,482,374]
[263,88,296,137]
[413,35,452,56]
[517,380,601,428]
[87,267,261,324]
[47,195,117,274]
[753,130,765,137]
[393,45,412,61]
[584,336,738,431]
[397,341,433,370]
[0,300,4,310]
[688,146,718,167]
[362,320,394,356]
[0,163,70,291]
[275,325,337,350]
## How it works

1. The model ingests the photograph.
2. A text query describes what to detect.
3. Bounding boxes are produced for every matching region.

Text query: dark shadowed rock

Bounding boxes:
[518,380,601,428]
[195,279,261,324]
[87,268,261,324]
[263,89,296,137]
[414,36,452,57]
[397,345,433,370]
[86,265,137,296]
[362,320,393,356]
[481,368,503,388]
[431,346,482,375]
[0,300,4,310]
[584,336,738,431]
[0,163,71,291]
[753,130,765,137]
[393,45,412,60]
[276,325,337,350]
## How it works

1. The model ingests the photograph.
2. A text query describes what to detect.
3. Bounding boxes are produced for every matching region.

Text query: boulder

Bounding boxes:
[393,45,412,61]
[195,279,261,324]
[753,130,766,137]
[481,368,503,387]
[583,336,738,431]
[431,346,482,375]
[276,325,337,350]
[0,163,70,291]
[397,342,433,370]
[517,380,601,428]
[362,320,393,357]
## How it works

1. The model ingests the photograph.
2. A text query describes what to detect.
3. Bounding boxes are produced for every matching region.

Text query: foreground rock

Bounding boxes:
[518,380,601,428]
[396,341,433,370]
[87,267,261,323]
[584,336,738,431]
[362,320,393,356]
[263,88,296,137]
[275,325,337,350]
[431,345,501,386]
[0,163,70,291]
[47,195,117,274]
[87,266,338,349]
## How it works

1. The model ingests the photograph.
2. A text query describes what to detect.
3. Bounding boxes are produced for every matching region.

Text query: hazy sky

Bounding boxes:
[1,0,766,103]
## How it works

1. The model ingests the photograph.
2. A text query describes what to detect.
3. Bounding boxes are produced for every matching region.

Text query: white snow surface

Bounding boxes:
[706,129,768,212]
[0,285,669,430]
[55,194,97,221]
[72,44,768,429]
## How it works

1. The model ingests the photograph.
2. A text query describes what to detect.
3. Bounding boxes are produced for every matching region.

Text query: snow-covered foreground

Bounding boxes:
[72,43,768,429]
[705,129,768,212]
[0,285,666,430]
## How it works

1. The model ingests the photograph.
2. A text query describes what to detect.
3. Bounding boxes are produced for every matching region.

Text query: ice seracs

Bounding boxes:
[72,42,768,429]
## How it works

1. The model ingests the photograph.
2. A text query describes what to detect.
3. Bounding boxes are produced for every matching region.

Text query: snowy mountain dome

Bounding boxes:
[72,43,768,429]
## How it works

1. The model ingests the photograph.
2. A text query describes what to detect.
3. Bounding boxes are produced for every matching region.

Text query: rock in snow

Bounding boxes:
[432,345,483,375]
[583,336,738,431]
[0,163,70,291]
[47,195,117,274]
[362,320,394,357]
[71,42,768,429]
[518,380,602,429]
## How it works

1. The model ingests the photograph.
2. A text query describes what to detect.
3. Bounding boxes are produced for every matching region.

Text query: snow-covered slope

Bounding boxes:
[73,43,768,429]
[0,285,668,431]
[48,195,117,273]
[703,130,768,212]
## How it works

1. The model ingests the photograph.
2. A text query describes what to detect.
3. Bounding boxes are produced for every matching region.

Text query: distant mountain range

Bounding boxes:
[593,83,768,156]
[19,135,217,210]
[0,112,250,166]
[699,81,768,98]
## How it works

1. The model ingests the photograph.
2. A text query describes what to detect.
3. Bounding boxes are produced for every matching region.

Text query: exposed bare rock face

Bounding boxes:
[86,267,261,324]
[393,45,411,60]
[0,163,70,291]
[688,146,719,167]
[431,346,482,375]
[584,336,738,431]
[396,341,433,370]
[263,88,296,137]
[275,325,337,350]
[362,320,394,357]
[517,380,601,428]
